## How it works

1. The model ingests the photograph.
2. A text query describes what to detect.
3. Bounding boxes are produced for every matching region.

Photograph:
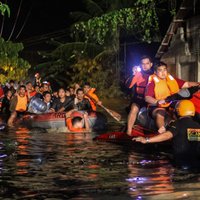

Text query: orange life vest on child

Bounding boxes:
[84,88,99,111]
[148,73,180,100]
[15,94,27,112]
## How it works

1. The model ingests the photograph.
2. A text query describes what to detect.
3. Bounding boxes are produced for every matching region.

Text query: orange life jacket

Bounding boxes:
[66,111,86,132]
[148,73,180,100]
[191,92,200,114]
[128,71,150,97]
[84,88,99,111]
[15,94,27,112]
[26,90,37,98]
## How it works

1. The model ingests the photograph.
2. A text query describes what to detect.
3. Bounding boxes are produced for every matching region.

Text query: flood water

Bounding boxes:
[1,99,200,199]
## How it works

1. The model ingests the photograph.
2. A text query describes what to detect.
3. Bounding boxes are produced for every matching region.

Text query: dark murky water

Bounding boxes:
[1,99,200,199]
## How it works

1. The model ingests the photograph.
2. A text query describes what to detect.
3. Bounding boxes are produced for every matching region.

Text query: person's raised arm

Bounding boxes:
[83,112,90,131]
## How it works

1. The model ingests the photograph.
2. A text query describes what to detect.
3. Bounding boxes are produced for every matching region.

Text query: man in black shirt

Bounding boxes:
[74,88,91,111]
[50,88,74,112]
[133,100,200,168]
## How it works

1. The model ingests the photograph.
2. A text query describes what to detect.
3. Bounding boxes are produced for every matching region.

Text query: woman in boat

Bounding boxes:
[50,88,74,112]
[133,100,200,168]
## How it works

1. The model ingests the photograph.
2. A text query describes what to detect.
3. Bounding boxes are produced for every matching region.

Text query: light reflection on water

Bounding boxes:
[0,124,200,199]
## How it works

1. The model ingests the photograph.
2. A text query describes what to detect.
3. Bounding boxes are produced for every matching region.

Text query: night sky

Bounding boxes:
[0,0,82,41]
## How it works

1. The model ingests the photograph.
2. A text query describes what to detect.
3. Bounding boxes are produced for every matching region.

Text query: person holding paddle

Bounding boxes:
[83,83,121,122]
[83,82,102,111]
[126,56,154,136]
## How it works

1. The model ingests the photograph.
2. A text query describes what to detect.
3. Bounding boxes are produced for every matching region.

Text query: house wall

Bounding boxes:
[161,15,200,82]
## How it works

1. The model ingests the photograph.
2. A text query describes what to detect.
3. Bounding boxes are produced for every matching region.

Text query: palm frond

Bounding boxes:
[70,11,92,22]
[46,38,64,47]
[84,0,104,17]
[52,42,103,59]
[94,48,115,61]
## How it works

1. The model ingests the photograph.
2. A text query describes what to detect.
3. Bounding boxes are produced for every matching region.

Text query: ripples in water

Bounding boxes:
[0,125,200,199]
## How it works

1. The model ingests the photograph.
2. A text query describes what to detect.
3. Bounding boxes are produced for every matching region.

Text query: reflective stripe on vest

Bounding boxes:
[149,74,180,100]
[15,95,27,112]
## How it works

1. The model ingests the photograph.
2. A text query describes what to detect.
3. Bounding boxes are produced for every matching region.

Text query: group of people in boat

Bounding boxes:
[126,55,200,167]
[0,73,102,132]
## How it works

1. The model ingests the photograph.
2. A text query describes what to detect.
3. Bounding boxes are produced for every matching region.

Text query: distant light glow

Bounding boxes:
[126,177,147,184]
[0,154,7,158]
[140,159,152,165]
[132,65,141,75]
[136,66,141,72]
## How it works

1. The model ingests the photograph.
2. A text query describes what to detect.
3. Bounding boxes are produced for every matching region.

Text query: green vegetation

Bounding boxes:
[72,4,158,46]
[0,1,10,16]
[0,37,30,83]
[37,0,175,97]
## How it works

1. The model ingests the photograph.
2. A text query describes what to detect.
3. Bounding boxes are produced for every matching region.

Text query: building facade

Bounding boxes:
[156,0,200,81]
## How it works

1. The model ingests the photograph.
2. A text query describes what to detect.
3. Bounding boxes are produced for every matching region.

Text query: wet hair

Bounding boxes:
[43,91,51,97]
[154,61,167,72]
[9,80,15,84]
[140,55,152,63]
[26,81,32,85]
[84,82,90,87]
[76,88,84,94]
[72,117,82,126]
[58,88,65,93]
[41,83,48,88]
[6,89,12,95]
[19,85,26,90]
